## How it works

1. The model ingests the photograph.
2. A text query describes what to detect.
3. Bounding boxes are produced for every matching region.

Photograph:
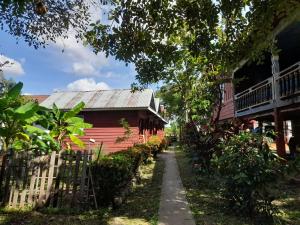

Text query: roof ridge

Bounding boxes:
[53,88,153,93]
[25,94,49,96]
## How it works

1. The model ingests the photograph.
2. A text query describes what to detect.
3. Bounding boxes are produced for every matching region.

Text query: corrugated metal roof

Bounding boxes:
[40,89,154,110]
[24,95,49,104]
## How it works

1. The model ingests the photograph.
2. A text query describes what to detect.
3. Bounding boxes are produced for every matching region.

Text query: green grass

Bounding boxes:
[175,147,300,225]
[275,178,300,225]
[107,156,164,225]
[0,157,165,225]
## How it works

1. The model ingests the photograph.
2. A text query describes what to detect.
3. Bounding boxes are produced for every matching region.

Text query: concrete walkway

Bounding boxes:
[158,149,196,225]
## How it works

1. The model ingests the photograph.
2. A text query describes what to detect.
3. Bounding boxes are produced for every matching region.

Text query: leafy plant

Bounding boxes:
[131,143,152,164]
[92,149,140,206]
[0,82,43,152]
[147,135,160,157]
[215,132,285,219]
[0,82,93,153]
[115,118,132,143]
[0,0,96,49]
[46,102,92,149]
[181,122,220,173]
[92,143,154,207]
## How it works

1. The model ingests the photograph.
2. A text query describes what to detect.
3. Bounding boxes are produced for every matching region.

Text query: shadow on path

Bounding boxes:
[158,148,196,225]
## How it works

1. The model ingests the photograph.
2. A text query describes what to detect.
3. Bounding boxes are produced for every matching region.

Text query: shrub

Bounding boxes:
[92,145,150,207]
[147,135,162,158]
[131,143,152,163]
[182,123,220,172]
[147,135,168,157]
[215,132,285,219]
[159,138,168,151]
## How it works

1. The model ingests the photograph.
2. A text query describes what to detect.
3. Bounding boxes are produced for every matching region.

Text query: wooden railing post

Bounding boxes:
[272,54,280,102]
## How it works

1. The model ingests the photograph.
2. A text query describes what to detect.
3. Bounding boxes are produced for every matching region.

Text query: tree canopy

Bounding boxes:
[0,0,105,48]
[86,0,300,85]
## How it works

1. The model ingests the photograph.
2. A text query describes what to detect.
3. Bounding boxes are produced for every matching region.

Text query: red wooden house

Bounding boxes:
[39,89,167,153]
[218,15,300,157]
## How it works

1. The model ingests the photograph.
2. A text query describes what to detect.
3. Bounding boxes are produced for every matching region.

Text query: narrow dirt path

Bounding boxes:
[158,149,196,225]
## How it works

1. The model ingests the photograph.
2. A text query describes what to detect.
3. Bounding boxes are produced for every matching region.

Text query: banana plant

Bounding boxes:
[0,82,92,153]
[0,82,41,152]
[45,102,92,149]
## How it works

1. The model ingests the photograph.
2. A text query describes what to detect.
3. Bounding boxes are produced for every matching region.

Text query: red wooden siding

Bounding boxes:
[79,127,140,153]
[156,129,165,139]
[70,110,165,153]
[219,82,235,121]
[80,111,139,127]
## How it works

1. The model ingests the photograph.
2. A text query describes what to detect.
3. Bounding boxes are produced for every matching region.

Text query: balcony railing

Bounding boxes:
[276,62,300,99]
[233,61,300,116]
[235,78,273,112]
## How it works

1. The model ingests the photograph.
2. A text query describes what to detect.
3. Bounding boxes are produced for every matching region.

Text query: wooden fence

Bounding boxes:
[0,150,97,209]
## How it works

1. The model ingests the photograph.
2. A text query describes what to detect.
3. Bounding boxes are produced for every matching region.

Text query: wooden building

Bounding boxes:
[219,14,300,157]
[40,89,167,153]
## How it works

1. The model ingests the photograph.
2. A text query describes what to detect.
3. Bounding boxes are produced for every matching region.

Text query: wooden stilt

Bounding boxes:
[274,108,286,157]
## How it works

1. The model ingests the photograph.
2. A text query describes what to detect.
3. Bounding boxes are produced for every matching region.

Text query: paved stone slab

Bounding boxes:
[158,150,196,225]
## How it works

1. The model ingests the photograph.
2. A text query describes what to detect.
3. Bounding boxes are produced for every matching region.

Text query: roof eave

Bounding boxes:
[147,107,168,124]
[49,106,149,112]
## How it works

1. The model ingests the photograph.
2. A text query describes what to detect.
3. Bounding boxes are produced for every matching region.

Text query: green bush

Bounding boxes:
[131,144,152,163]
[147,135,167,158]
[182,122,220,172]
[159,138,168,151]
[215,132,285,219]
[92,145,150,206]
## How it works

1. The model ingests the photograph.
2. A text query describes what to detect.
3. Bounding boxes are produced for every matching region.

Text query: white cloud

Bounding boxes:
[50,3,109,77]
[72,62,100,76]
[0,55,25,76]
[67,78,110,91]
[52,36,108,77]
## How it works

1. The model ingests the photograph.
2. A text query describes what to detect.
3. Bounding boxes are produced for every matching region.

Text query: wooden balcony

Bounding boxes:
[234,62,300,117]
[276,62,300,99]
[235,78,274,116]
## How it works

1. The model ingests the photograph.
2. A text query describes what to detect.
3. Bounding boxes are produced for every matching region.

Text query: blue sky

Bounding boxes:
[1,29,140,95]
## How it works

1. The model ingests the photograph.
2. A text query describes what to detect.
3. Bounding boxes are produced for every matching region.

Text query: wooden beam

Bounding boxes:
[274,108,286,157]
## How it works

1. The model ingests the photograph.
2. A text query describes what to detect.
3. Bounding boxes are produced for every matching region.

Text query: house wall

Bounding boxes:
[80,127,140,153]
[72,110,164,153]
[81,110,139,127]
[219,82,235,121]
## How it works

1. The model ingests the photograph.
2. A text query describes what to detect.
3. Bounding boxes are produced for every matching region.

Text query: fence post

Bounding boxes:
[4,149,14,204]
[45,151,56,201]
[0,154,7,203]
[71,151,81,207]
[52,151,63,207]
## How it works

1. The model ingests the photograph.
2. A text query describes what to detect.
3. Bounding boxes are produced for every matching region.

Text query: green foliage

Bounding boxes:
[0,0,95,49]
[0,82,91,153]
[87,0,300,86]
[147,135,161,147]
[165,122,179,137]
[46,103,92,149]
[86,0,300,139]
[146,135,168,158]
[182,122,220,173]
[92,145,150,206]
[115,118,132,143]
[131,143,152,164]
[159,138,168,151]
[215,132,285,219]
[0,73,15,94]
[147,135,162,158]
[0,82,45,152]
